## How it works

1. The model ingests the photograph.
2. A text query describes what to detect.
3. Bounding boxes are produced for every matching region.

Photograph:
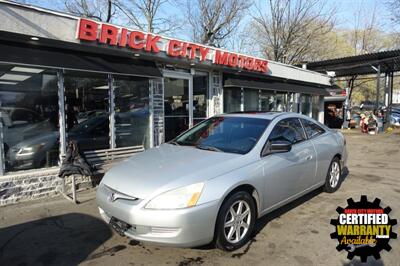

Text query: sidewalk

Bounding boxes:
[0,189,110,265]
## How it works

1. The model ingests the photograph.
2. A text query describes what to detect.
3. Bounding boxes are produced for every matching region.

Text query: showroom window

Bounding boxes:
[275,93,287,111]
[243,89,259,111]
[312,95,320,120]
[114,75,150,149]
[223,87,241,113]
[63,71,110,152]
[286,93,296,112]
[260,91,275,111]
[0,64,59,172]
[301,94,312,116]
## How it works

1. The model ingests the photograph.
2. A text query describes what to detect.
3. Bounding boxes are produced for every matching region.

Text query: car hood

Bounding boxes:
[101,144,248,199]
[10,131,59,150]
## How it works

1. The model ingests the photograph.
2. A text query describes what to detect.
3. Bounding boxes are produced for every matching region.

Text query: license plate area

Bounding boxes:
[109,217,132,236]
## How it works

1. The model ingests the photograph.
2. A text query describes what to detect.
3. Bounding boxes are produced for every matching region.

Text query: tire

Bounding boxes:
[215,191,256,251]
[324,157,342,193]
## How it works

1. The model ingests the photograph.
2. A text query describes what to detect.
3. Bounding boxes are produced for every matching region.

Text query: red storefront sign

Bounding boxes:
[77,19,268,73]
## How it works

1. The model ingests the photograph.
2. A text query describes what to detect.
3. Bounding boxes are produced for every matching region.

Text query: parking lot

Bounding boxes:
[0,130,399,266]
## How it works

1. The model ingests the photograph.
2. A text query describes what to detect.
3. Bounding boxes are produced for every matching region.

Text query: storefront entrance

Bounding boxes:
[164,71,193,141]
[163,70,209,141]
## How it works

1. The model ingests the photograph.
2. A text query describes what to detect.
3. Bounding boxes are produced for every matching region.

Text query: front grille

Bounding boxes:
[101,184,140,202]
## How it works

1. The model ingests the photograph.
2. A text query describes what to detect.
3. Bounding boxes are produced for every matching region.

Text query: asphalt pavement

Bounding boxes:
[0,130,399,266]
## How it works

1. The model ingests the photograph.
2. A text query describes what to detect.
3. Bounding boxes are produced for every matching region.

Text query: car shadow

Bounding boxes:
[0,213,113,265]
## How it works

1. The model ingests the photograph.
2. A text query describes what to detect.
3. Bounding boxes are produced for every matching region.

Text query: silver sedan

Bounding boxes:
[96,112,347,251]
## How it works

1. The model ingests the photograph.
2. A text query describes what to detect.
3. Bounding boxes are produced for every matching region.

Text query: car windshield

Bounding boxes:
[70,115,107,133]
[172,116,270,154]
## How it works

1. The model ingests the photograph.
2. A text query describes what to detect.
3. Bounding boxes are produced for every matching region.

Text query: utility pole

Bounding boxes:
[375,65,381,110]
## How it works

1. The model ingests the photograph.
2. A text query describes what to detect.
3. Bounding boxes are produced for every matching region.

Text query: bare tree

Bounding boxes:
[345,3,391,55]
[387,0,400,23]
[64,0,179,34]
[252,0,336,64]
[185,0,251,47]
[114,0,180,34]
[64,0,115,22]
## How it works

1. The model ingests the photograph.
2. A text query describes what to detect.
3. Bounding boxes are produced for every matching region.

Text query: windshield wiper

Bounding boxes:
[169,141,180,146]
[196,145,223,152]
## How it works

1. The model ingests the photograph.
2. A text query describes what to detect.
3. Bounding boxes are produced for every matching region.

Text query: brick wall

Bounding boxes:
[0,168,95,206]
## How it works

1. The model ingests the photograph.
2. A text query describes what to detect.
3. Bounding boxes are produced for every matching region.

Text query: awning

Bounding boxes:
[224,76,330,96]
[0,41,162,78]
[324,96,347,102]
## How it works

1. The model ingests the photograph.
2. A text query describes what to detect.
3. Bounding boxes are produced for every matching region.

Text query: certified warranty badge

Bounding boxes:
[330,195,397,262]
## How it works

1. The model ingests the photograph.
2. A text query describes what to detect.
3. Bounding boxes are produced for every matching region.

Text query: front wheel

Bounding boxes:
[215,191,256,251]
[324,157,342,193]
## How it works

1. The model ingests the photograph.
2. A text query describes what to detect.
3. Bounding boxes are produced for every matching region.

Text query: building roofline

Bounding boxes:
[0,0,329,79]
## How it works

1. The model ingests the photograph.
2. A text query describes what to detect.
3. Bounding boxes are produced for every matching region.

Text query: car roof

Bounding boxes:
[220,111,292,120]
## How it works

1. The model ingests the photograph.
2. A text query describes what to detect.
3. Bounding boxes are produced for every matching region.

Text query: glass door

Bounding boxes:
[164,72,193,141]
[193,71,209,125]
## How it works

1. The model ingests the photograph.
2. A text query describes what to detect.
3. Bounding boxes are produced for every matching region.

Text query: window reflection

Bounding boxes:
[301,94,312,116]
[64,72,110,152]
[193,71,208,123]
[0,64,59,172]
[275,93,287,111]
[312,96,319,120]
[260,91,275,111]
[223,87,241,113]
[164,77,189,141]
[114,76,150,148]
[243,89,259,111]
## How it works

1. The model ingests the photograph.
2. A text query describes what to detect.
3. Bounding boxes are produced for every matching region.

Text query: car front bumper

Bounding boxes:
[96,184,219,247]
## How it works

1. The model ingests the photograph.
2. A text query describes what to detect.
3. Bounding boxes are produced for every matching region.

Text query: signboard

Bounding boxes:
[76,19,268,73]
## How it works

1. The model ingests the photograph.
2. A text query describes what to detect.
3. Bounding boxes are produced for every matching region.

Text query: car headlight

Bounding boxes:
[145,183,204,210]
[17,143,46,156]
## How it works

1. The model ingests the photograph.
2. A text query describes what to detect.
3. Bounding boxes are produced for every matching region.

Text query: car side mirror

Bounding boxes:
[262,140,292,156]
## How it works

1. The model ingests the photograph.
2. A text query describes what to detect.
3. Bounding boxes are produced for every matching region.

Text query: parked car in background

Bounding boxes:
[6,111,149,171]
[390,109,400,126]
[97,112,347,251]
[0,107,56,152]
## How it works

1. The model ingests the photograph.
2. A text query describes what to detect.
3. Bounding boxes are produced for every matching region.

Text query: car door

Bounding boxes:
[300,118,331,185]
[261,118,317,210]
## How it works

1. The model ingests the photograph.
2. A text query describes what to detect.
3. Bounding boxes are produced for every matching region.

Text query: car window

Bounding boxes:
[174,116,270,154]
[268,118,306,144]
[301,119,325,139]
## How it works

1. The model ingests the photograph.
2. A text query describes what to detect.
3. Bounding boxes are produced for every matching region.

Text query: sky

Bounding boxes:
[16,0,398,37]
[333,0,394,31]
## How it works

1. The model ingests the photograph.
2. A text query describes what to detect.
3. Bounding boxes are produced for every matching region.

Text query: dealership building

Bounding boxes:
[0,1,331,205]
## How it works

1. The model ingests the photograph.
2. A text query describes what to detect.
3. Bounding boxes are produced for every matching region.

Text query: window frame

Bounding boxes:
[300,118,326,140]
[261,117,308,158]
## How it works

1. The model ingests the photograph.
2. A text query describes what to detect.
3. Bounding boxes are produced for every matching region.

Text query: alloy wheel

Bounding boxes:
[224,200,251,244]
[329,161,340,188]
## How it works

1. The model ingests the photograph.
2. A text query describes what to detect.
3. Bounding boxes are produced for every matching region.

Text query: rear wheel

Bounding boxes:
[215,191,256,251]
[324,157,341,193]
